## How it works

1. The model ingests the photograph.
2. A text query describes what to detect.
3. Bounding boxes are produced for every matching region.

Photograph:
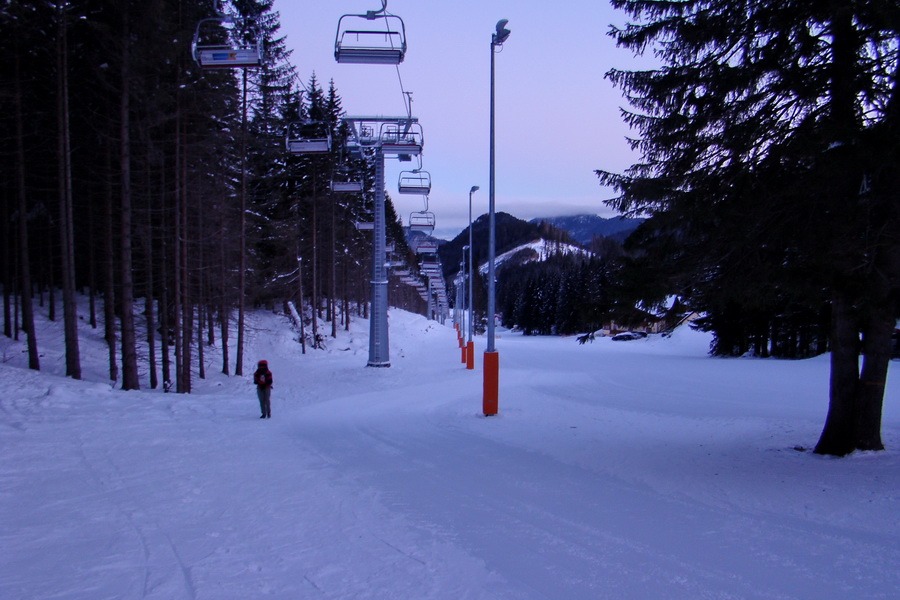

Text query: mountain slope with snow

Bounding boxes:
[1,305,898,599]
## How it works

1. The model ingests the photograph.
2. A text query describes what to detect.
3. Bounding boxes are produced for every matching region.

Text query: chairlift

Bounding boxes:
[415,240,438,254]
[330,168,364,193]
[408,211,435,234]
[334,6,407,65]
[398,170,431,195]
[381,122,423,156]
[192,16,263,69]
[421,262,441,276]
[355,221,375,231]
[286,121,331,155]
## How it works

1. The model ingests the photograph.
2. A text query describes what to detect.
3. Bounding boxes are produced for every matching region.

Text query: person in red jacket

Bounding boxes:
[253,360,273,419]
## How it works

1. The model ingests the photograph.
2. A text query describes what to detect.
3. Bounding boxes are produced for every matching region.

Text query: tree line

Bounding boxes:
[597,0,900,456]
[1,0,415,392]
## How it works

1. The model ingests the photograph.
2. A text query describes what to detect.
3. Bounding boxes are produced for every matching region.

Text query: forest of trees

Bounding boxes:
[597,0,900,455]
[0,0,416,393]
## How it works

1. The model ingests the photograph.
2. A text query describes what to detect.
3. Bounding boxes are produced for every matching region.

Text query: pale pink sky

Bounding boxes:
[275,0,645,237]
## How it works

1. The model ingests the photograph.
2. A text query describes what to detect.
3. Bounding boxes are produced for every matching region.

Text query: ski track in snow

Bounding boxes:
[1,306,898,599]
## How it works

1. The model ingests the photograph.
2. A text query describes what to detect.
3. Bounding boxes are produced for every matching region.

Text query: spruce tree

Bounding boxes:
[600,0,900,455]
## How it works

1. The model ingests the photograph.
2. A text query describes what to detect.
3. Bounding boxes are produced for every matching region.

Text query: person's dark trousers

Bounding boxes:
[257,387,271,418]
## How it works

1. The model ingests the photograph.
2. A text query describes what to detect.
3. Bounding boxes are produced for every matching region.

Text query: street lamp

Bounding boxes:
[459,249,468,363]
[467,185,478,370]
[484,19,509,416]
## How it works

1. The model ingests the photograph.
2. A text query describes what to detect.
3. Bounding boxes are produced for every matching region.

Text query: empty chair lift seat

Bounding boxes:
[334,14,407,65]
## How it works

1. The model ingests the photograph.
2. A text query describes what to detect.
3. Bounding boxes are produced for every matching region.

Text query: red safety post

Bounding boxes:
[466,341,475,370]
[483,351,499,415]
[461,344,467,364]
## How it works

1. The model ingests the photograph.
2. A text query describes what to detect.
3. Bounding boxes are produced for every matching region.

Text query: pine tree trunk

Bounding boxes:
[103,140,118,383]
[331,184,337,338]
[179,128,191,394]
[220,230,230,375]
[197,304,205,380]
[56,3,81,380]
[2,181,10,338]
[311,173,319,345]
[118,3,140,391]
[173,96,184,392]
[13,45,39,370]
[815,290,859,455]
[235,70,248,376]
[855,305,890,451]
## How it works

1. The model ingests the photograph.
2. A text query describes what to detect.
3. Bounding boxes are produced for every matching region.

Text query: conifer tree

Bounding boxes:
[600,0,900,455]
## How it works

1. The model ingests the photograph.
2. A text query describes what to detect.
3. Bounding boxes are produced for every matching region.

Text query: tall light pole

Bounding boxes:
[467,185,478,370]
[484,19,510,415]
[459,250,468,362]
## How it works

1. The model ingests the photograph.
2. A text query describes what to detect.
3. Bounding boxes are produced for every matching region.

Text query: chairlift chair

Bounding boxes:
[380,122,423,156]
[330,168,364,193]
[192,17,263,69]
[415,240,439,254]
[421,260,441,274]
[287,121,331,155]
[398,170,431,195]
[408,211,435,234]
[334,12,407,65]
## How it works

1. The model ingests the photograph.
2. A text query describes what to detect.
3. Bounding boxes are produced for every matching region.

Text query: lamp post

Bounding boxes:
[467,186,478,370]
[459,250,468,362]
[484,19,510,415]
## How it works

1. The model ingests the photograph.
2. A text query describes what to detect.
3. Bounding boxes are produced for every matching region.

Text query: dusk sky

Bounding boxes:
[275,1,647,238]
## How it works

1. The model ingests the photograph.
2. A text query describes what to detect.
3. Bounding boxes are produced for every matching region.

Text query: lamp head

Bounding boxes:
[494,19,511,45]
[470,185,480,193]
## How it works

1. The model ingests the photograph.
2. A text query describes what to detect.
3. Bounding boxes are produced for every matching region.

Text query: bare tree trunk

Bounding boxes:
[330,186,337,338]
[118,3,140,391]
[103,139,118,383]
[179,126,191,394]
[235,70,248,376]
[13,43,39,370]
[173,97,184,392]
[144,180,158,389]
[855,304,891,451]
[220,226,230,375]
[159,211,171,390]
[197,304,205,380]
[3,163,12,339]
[311,173,319,345]
[815,291,860,455]
[56,3,81,380]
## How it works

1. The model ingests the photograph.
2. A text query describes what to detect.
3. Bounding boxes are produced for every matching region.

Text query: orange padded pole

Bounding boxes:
[483,351,499,415]
[466,341,475,370]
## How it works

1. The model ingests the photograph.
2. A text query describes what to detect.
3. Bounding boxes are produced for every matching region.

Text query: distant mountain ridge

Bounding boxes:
[436,212,573,278]
[530,214,644,245]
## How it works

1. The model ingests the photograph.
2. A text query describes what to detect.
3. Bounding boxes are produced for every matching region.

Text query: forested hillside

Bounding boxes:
[0,0,413,392]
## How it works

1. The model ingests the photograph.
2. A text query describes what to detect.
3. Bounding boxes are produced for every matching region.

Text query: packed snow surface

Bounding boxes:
[1,306,898,599]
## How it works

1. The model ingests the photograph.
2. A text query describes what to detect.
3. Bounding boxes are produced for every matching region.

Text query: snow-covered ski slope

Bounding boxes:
[1,307,898,599]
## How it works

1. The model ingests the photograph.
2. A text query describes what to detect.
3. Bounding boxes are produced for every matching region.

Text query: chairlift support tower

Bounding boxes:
[342,115,422,367]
